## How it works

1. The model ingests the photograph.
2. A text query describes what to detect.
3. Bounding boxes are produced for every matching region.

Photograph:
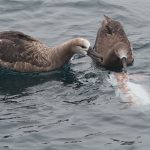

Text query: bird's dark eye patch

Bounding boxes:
[80,45,86,49]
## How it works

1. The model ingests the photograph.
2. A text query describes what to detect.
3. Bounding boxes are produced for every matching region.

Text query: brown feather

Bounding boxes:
[0,31,88,72]
[92,16,134,68]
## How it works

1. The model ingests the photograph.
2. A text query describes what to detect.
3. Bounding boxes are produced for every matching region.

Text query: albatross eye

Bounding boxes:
[81,45,86,49]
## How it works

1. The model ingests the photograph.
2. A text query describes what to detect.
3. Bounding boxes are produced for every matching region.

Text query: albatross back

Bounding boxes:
[0,31,52,72]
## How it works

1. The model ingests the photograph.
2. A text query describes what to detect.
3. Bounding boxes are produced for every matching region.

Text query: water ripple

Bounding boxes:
[0,0,150,150]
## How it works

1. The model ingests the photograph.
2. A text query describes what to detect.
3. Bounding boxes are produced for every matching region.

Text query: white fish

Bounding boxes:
[108,72,150,105]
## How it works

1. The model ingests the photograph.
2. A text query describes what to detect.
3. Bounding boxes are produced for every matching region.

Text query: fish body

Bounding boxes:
[109,73,150,105]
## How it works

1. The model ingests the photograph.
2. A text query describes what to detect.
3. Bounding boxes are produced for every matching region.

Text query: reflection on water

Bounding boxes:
[0,65,79,95]
[109,72,150,106]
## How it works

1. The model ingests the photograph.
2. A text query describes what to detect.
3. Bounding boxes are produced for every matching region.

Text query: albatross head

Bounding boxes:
[114,42,133,72]
[71,38,92,55]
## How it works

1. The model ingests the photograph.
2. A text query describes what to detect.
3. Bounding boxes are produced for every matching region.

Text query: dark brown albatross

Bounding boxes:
[0,31,91,72]
[88,15,134,72]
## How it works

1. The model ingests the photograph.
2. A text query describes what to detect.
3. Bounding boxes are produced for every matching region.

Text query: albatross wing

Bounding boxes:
[0,31,50,72]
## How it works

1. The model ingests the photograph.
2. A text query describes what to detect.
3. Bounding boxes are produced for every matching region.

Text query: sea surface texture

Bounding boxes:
[0,0,150,150]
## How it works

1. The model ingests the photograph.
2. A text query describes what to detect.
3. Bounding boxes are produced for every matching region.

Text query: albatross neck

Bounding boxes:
[46,41,74,68]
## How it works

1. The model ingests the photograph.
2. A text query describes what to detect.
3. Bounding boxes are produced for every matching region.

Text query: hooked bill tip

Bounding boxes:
[121,57,127,73]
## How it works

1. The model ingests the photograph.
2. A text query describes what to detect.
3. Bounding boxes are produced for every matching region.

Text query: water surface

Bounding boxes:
[0,0,150,150]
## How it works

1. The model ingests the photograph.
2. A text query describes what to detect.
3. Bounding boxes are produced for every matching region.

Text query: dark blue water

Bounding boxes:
[0,0,150,150]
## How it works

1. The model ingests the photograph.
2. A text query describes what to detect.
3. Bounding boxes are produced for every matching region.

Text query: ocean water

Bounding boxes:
[0,0,150,150]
